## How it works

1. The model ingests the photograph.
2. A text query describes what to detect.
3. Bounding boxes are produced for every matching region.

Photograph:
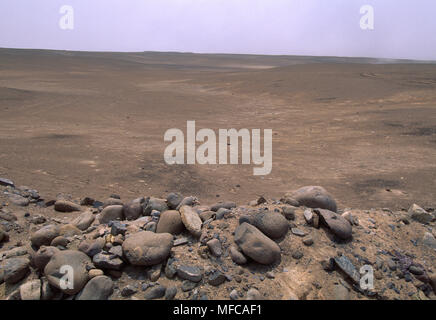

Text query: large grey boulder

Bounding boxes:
[251,210,289,239]
[408,204,433,224]
[44,250,92,295]
[76,275,114,300]
[234,223,281,265]
[122,231,173,266]
[179,205,202,237]
[289,186,337,212]
[72,210,95,231]
[30,224,60,248]
[156,210,184,235]
[99,205,124,224]
[123,197,145,220]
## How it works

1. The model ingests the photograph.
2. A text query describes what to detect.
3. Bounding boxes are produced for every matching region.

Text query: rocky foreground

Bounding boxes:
[0,177,435,300]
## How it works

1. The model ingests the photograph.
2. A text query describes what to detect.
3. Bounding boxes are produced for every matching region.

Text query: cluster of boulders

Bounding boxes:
[1,178,436,300]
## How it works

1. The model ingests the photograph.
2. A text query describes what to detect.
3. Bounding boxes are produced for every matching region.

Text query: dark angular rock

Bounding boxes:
[177,265,203,282]
[334,255,360,284]
[144,285,166,300]
[208,270,226,286]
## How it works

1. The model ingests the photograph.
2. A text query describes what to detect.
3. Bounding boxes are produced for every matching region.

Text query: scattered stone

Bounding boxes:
[31,246,60,270]
[108,245,123,258]
[51,236,69,247]
[44,250,92,295]
[281,205,296,220]
[156,210,184,235]
[2,257,30,284]
[123,198,145,220]
[80,197,95,206]
[93,252,124,270]
[144,285,166,300]
[207,238,222,257]
[210,202,236,212]
[165,286,177,300]
[234,223,281,265]
[229,289,239,300]
[76,276,114,300]
[54,200,81,212]
[176,196,198,210]
[177,265,203,282]
[341,211,359,226]
[1,246,27,260]
[145,221,157,232]
[408,204,433,224]
[110,221,127,236]
[281,195,299,207]
[99,205,124,224]
[167,193,184,209]
[20,279,41,300]
[216,208,231,220]
[165,260,177,279]
[30,224,60,248]
[252,210,289,239]
[0,177,15,188]
[387,259,397,271]
[180,205,203,237]
[291,228,306,237]
[422,232,436,250]
[181,280,197,292]
[121,285,138,297]
[122,231,173,266]
[208,270,226,286]
[409,265,424,276]
[9,194,29,207]
[304,209,314,224]
[246,288,262,300]
[292,250,304,260]
[289,186,337,212]
[321,258,335,272]
[79,238,105,257]
[302,236,314,246]
[315,209,352,240]
[0,228,9,243]
[144,198,168,215]
[334,255,360,284]
[30,214,46,225]
[199,211,216,222]
[59,224,82,237]
[72,210,95,231]
[174,237,189,246]
[88,269,104,278]
[0,210,17,221]
[229,245,247,265]
[103,197,123,207]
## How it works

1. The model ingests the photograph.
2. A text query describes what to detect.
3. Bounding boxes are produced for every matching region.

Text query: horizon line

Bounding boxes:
[1,46,436,64]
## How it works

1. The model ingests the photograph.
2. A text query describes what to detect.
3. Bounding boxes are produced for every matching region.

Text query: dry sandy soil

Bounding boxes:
[0,48,436,210]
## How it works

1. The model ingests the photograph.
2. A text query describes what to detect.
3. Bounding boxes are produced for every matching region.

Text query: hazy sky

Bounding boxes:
[0,0,435,60]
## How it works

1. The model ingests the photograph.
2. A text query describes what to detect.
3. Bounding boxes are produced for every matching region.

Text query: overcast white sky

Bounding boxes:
[0,0,435,60]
